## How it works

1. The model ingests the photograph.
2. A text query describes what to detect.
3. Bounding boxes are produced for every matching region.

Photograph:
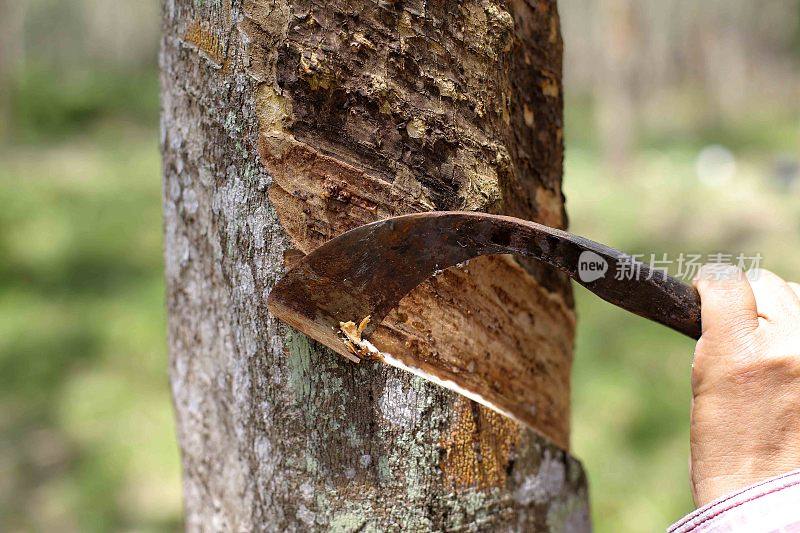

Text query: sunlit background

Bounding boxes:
[0,1,798,531]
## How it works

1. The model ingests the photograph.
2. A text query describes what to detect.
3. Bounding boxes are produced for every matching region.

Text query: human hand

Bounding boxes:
[690,265,800,507]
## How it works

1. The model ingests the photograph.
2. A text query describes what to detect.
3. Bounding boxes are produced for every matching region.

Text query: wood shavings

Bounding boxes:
[338,316,382,360]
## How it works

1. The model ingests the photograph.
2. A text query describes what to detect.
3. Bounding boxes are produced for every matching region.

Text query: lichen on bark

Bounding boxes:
[161,0,590,530]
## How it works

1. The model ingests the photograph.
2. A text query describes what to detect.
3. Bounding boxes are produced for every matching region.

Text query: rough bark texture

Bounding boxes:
[161,0,589,530]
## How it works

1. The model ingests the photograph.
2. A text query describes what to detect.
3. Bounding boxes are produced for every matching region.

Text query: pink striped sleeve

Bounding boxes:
[669,469,800,533]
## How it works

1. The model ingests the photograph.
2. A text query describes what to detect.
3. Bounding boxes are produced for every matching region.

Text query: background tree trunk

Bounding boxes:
[596,0,636,175]
[0,0,25,141]
[161,0,589,530]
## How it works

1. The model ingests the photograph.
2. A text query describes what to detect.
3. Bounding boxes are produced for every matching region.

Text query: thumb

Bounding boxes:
[693,264,759,338]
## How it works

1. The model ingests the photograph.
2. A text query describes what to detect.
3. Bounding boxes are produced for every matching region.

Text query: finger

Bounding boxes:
[693,264,758,337]
[788,282,800,301]
[747,269,800,323]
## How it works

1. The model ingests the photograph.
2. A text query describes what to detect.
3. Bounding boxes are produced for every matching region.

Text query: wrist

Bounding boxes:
[693,457,800,506]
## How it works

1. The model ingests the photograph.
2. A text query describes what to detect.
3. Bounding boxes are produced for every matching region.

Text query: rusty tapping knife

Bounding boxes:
[267,211,701,442]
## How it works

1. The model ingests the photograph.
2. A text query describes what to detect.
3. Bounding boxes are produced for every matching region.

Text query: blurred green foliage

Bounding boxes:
[7,66,159,142]
[0,116,181,531]
[0,2,178,530]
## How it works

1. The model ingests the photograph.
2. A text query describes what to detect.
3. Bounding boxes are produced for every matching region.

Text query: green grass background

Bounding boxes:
[1,68,798,531]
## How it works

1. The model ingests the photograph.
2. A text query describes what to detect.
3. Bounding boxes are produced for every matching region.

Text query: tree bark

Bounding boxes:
[161,0,589,530]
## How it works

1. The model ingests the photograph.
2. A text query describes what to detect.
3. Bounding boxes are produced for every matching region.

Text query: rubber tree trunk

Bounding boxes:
[161,0,590,530]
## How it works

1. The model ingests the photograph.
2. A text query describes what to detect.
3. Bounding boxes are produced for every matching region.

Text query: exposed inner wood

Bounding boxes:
[246,0,574,450]
[372,255,574,449]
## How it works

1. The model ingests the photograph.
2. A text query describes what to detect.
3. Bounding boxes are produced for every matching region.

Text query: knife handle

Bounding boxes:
[436,213,706,340]
[491,218,703,339]
[573,258,702,340]
[541,234,703,340]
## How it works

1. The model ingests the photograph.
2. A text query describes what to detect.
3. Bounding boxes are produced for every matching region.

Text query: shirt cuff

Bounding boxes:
[669,468,800,532]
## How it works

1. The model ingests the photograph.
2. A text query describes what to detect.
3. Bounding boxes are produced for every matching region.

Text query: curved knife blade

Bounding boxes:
[268,211,700,364]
